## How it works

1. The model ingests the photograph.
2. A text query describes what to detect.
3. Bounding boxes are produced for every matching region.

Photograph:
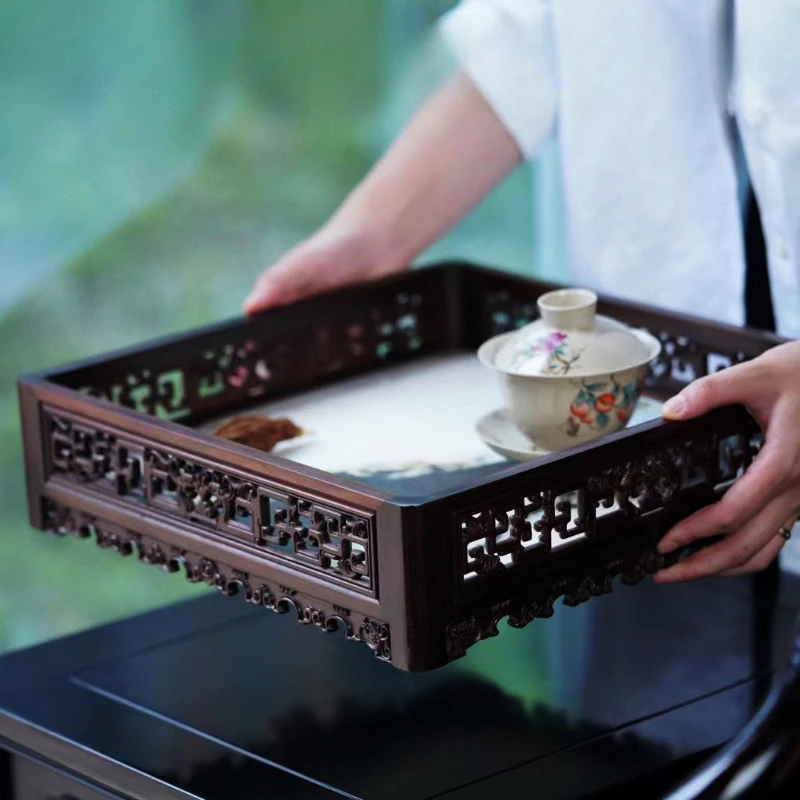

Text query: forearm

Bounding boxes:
[329,70,523,269]
[243,70,523,313]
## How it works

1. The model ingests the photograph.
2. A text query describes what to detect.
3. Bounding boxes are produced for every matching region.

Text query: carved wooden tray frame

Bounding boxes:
[17,263,784,671]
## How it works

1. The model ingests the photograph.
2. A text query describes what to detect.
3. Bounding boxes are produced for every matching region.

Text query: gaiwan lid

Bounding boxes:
[494,288,657,377]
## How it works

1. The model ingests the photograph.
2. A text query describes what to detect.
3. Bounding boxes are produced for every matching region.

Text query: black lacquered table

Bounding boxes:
[1,567,799,800]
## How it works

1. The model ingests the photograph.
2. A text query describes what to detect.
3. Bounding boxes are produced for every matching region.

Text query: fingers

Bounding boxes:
[243,249,308,315]
[242,226,405,316]
[654,346,800,582]
[657,438,788,554]
[243,275,280,315]
[662,361,761,421]
[715,528,787,578]
[716,511,796,578]
[654,495,799,583]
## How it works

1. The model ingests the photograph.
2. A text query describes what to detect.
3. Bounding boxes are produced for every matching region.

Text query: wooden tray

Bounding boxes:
[17,262,784,671]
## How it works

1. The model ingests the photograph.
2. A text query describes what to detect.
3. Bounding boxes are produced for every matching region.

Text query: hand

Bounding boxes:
[244,71,520,315]
[655,341,800,582]
[243,224,400,315]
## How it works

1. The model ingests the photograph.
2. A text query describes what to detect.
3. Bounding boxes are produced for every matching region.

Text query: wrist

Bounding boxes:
[322,212,406,277]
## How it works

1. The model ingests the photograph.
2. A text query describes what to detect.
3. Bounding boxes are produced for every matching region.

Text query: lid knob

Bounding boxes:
[537,288,597,332]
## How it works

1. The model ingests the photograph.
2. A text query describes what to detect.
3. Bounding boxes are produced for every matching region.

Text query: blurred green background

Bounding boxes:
[0,0,567,698]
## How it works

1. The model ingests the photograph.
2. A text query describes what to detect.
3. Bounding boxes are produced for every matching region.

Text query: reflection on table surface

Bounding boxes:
[59,572,788,800]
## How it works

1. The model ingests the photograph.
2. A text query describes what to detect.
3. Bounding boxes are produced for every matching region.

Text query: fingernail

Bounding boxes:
[662,395,687,419]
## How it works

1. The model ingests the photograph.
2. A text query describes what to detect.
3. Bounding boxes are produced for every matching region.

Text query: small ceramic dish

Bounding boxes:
[476,396,666,462]
[475,408,550,462]
[478,288,662,452]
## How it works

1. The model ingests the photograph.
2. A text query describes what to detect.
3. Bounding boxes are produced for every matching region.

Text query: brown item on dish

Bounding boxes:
[214,416,303,453]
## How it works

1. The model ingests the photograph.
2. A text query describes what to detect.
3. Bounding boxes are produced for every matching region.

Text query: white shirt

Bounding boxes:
[440,0,800,337]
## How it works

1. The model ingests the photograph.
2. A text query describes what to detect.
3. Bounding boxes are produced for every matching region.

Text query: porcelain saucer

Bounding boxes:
[476,396,665,463]
[475,409,551,463]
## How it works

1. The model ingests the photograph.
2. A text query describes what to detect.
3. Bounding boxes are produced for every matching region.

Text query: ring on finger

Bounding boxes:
[778,517,797,542]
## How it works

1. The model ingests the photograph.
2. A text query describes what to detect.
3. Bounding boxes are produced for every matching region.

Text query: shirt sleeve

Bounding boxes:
[438,0,557,160]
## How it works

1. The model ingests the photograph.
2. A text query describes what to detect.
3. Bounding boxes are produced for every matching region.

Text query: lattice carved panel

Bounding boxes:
[74,291,425,420]
[44,409,375,594]
[458,429,760,583]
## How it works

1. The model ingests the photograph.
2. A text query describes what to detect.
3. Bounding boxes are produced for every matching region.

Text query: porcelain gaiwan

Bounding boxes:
[478,288,661,452]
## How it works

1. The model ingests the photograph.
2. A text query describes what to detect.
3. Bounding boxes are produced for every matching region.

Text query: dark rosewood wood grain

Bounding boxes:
[16,263,787,670]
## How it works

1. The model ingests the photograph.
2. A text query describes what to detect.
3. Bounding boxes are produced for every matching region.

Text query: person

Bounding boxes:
[243,0,800,582]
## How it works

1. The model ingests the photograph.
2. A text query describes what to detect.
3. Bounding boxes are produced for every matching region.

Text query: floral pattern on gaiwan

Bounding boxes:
[563,376,640,437]
[511,331,583,375]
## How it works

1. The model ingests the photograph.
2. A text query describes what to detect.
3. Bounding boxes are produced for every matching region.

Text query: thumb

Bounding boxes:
[243,248,310,315]
[662,364,756,421]
[243,272,283,315]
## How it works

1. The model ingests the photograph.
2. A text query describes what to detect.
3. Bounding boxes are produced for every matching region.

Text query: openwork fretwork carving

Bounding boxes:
[446,546,678,661]
[75,291,425,421]
[448,411,761,659]
[42,500,390,662]
[45,410,375,594]
[459,430,759,583]
[647,332,749,387]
